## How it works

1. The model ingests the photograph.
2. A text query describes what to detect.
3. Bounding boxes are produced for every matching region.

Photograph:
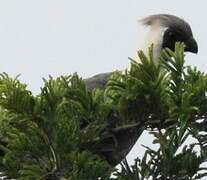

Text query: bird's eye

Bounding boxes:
[168,31,175,37]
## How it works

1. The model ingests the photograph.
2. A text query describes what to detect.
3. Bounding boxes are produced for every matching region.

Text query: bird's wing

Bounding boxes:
[84,72,114,91]
[84,71,145,166]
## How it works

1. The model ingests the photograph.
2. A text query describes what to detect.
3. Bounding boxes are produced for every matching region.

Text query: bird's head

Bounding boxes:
[140,14,198,60]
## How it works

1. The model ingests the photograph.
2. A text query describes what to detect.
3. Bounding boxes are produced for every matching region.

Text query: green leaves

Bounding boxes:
[0,74,112,179]
[1,43,207,179]
[105,45,169,126]
[0,73,35,114]
[108,43,207,179]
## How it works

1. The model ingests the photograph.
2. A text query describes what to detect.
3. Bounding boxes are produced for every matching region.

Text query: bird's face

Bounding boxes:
[162,26,198,54]
[140,14,198,62]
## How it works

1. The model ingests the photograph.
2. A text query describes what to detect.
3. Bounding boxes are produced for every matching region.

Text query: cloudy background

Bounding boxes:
[0,0,205,166]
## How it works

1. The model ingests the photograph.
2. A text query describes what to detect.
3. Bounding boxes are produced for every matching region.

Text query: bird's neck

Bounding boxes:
[141,25,165,64]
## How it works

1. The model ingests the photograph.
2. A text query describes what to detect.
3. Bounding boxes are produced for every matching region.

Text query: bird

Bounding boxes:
[85,14,198,91]
[84,14,198,166]
[140,14,198,63]
[0,14,199,167]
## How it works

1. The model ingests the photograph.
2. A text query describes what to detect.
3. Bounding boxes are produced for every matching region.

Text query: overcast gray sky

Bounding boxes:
[0,0,205,166]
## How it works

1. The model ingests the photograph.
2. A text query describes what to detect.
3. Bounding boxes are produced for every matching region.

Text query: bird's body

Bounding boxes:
[84,14,198,166]
[85,72,114,91]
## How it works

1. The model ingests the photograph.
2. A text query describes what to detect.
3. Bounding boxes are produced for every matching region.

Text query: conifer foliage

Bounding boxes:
[0,43,207,179]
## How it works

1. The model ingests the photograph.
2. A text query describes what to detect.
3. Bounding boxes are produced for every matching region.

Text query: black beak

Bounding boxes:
[185,37,198,54]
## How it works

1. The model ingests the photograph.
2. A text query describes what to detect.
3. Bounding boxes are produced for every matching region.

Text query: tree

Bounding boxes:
[0,43,207,179]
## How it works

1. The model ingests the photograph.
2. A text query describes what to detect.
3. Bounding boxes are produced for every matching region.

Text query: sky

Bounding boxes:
[0,0,206,169]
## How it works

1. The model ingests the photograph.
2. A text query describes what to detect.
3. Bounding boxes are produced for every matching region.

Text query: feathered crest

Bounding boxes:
[140,14,192,35]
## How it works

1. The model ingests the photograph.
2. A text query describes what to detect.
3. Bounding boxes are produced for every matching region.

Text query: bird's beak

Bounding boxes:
[184,37,198,54]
